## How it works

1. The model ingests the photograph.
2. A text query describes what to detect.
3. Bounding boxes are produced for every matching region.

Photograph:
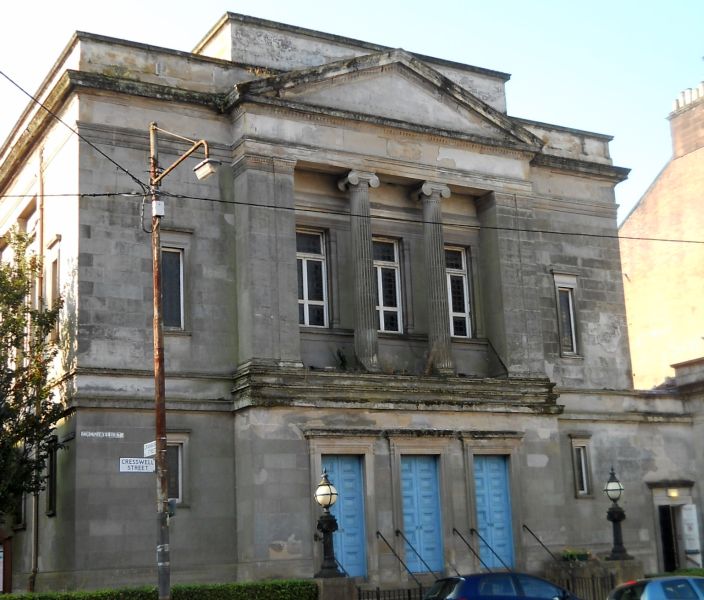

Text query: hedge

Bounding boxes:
[7,580,318,600]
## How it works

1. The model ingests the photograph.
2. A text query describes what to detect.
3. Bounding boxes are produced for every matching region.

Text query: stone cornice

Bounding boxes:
[301,426,524,439]
[645,479,695,489]
[531,153,630,183]
[235,95,542,157]
[0,70,224,192]
[229,49,540,148]
[231,364,562,414]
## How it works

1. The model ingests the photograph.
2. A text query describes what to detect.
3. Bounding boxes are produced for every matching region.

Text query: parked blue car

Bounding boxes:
[608,577,704,600]
[423,572,580,600]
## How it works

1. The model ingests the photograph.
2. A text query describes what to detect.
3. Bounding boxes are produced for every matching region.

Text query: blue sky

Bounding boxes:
[2,0,702,222]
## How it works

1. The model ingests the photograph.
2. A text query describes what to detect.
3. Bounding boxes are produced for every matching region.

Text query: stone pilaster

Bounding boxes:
[338,170,380,372]
[230,154,302,368]
[415,181,454,375]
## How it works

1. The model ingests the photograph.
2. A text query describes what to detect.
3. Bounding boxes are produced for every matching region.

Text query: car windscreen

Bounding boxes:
[691,580,704,598]
[516,574,565,600]
[611,583,647,600]
[478,574,519,597]
[658,580,698,600]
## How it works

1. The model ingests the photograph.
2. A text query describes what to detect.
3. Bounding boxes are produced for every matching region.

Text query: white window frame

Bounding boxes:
[296,230,329,328]
[162,247,184,330]
[166,432,189,505]
[445,246,471,338]
[569,433,592,498]
[554,273,579,356]
[373,238,403,333]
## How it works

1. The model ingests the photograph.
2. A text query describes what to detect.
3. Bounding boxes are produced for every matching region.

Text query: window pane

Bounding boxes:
[662,581,697,600]
[167,445,180,500]
[373,240,395,262]
[450,275,466,312]
[307,260,324,301]
[453,317,467,337]
[445,249,463,269]
[575,446,587,493]
[384,311,399,332]
[162,250,182,328]
[298,303,305,324]
[558,288,575,352]
[296,232,321,254]
[297,259,304,299]
[308,305,325,326]
[380,268,397,307]
[517,575,560,598]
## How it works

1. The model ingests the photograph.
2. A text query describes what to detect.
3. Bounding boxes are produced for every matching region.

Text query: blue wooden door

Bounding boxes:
[473,455,514,568]
[401,455,444,573]
[322,455,367,577]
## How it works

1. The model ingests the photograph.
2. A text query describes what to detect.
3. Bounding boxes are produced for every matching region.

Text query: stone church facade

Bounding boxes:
[0,12,702,593]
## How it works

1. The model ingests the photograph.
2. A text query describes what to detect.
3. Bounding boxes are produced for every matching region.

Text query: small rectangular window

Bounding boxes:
[49,257,60,341]
[554,273,578,356]
[166,443,182,502]
[13,492,27,530]
[166,433,189,505]
[373,239,402,333]
[162,248,184,329]
[296,231,328,327]
[45,436,58,516]
[445,247,471,338]
[569,434,592,497]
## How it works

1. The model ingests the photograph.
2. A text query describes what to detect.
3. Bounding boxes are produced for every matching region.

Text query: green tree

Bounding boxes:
[0,229,65,520]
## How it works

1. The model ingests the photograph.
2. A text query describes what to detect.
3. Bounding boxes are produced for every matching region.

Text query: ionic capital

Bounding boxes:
[413,181,451,202]
[337,170,380,192]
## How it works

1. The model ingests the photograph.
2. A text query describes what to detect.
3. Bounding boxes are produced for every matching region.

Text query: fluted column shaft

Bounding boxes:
[417,182,454,374]
[338,171,380,372]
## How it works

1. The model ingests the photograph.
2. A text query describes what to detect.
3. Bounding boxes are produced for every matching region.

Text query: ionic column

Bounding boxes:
[415,181,454,375]
[338,170,380,372]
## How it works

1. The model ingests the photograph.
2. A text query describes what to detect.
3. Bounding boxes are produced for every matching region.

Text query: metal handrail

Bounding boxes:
[376,531,424,589]
[452,528,492,571]
[335,556,350,577]
[470,527,512,571]
[522,524,561,564]
[395,529,447,578]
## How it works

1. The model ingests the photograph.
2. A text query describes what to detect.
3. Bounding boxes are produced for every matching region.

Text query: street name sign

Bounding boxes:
[119,458,155,472]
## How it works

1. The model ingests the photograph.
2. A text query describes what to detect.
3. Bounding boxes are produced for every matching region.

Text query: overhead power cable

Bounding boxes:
[0,69,149,193]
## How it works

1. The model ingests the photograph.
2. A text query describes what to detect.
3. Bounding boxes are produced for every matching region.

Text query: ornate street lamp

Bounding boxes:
[148,123,218,600]
[603,467,632,560]
[314,469,343,578]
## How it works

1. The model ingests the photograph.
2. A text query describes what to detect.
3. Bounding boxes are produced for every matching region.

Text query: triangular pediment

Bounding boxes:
[237,50,542,149]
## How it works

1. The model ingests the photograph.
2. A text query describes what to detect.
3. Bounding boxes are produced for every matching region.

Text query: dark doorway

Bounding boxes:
[659,505,679,571]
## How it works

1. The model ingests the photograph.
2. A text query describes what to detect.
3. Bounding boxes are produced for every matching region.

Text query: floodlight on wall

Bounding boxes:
[193,158,219,181]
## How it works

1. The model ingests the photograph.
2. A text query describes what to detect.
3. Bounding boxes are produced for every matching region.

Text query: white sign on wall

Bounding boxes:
[119,458,155,473]
[81,431,125,439]
[144,441,156,457]
[683,504,702,567]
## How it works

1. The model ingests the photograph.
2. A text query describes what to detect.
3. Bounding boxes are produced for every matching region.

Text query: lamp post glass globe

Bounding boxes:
[314,469,338,510]
[604,467,624,503]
